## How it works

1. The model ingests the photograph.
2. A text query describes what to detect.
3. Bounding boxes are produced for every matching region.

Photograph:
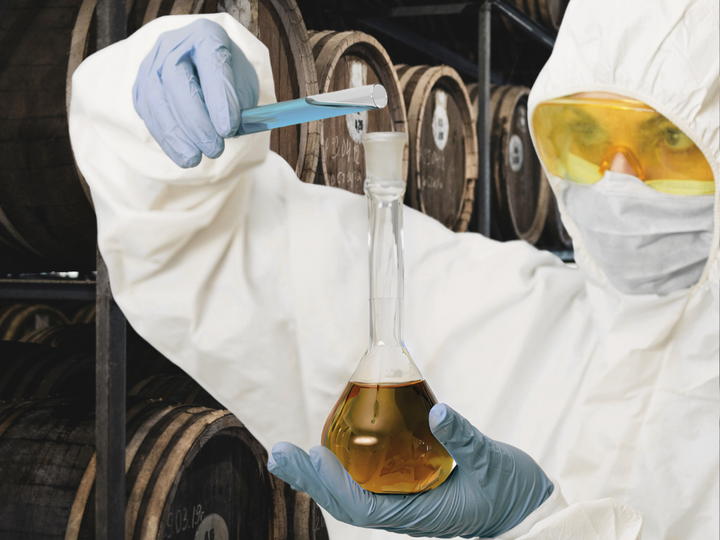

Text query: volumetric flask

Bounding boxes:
[321,132,454,494]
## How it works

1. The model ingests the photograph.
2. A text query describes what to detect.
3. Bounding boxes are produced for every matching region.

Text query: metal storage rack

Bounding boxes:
[0,262,126,540]
[0,3,129,540]
[0,2,565,539]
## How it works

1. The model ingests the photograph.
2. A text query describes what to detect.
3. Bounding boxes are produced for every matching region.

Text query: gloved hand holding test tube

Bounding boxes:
[132,19,387,168]
[236,84,388,135]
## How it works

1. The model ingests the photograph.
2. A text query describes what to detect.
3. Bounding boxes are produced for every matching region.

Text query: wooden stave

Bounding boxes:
[0,341,95,402]
[70,302,96,324]
[2,332,217,411]
[0,321,181,397]
[308,30,408,195]
[397,65,478,232]
[454,177,476,234]
[18,319,184,384]
[0,338,183,405]
[128,373,225,410]
[0,302,70,341]
[1,0,318,273]
[21,322,97,355]
[467,82,550,244]
[465,79,496,253]
[0,339,216,413]
[536,0,569,31]
[292,490,329,540]
[466,82,478,122]
[489,85,549,244]
[503,0,570,32]
[466,81,498,124]
[1,318,223,409]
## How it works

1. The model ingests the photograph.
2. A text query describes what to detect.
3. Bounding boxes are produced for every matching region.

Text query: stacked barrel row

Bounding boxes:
[465,83,572,248]
[477,0,573,247]
[0,301,328,540]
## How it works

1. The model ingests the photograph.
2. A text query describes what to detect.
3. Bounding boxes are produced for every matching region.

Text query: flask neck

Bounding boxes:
[355,132,423,386]
[362,133,407,352]
[367,190,404,348]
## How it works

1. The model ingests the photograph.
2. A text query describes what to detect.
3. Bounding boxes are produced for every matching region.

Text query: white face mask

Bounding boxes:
[560,171,715,296]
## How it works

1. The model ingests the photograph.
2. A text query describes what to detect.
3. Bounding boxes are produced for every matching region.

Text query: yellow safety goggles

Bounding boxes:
[532,97,715,195]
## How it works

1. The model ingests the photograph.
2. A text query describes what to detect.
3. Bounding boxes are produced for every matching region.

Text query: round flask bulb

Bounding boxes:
[322,380,454,494]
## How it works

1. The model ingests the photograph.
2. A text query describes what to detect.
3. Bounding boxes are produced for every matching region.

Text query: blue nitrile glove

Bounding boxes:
[133,18,260,168]
[268,404,553,538]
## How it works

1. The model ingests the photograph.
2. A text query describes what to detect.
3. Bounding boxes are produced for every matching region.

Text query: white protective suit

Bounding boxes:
[68,0,719,537]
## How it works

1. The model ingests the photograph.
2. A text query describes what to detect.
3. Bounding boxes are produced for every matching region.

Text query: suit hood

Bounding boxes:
[527,0,719,303]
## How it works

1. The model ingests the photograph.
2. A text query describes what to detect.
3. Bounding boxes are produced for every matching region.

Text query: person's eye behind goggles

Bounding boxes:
[532,97,715,195]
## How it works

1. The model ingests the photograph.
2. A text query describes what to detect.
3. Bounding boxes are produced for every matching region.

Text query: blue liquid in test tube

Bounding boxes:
[237,84,388,135]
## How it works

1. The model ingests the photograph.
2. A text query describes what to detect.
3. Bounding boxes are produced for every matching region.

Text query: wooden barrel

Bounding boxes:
[71,302,96,324]
[396,64,477,232]
[467,82,478,121]
[0,338,203,405]
[0,340,94,401]
[0,0,318,273]
[489,85,549,243]
[171,0,320,184]
[28,322,183,385]
[465,81,497,123]
[504,0,570,32]
[0,0,101,272]
[0,397,286,540]
[0,331,187,405]
[467,82,550,243]
[291,490,329,540]
[307,30,408,195]
[0,302,70,340]
[20,321,96,349]
[129,373,224,409]
[8,317,181,388]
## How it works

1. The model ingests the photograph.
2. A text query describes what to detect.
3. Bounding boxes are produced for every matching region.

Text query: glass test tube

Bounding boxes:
[237,84,388,135]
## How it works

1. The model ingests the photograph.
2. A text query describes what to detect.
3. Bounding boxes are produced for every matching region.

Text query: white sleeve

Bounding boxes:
[486,480,642,540]
[69,11,550,453]
[69,14,642,540]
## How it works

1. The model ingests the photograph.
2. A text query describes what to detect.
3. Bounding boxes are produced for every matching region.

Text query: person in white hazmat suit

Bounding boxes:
[68,0,719,537]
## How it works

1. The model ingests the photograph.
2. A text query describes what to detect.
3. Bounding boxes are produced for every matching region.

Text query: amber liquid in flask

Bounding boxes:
[321,132,453,494]
[323,380,453,493]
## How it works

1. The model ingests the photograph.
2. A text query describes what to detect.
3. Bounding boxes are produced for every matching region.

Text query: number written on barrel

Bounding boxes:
[165,504,205,538]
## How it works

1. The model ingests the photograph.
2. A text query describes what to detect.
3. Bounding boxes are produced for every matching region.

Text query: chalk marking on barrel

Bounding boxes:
[166,503,206,538]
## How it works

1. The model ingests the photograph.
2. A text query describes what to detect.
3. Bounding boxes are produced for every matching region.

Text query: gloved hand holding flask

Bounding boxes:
[269,403,554,538]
